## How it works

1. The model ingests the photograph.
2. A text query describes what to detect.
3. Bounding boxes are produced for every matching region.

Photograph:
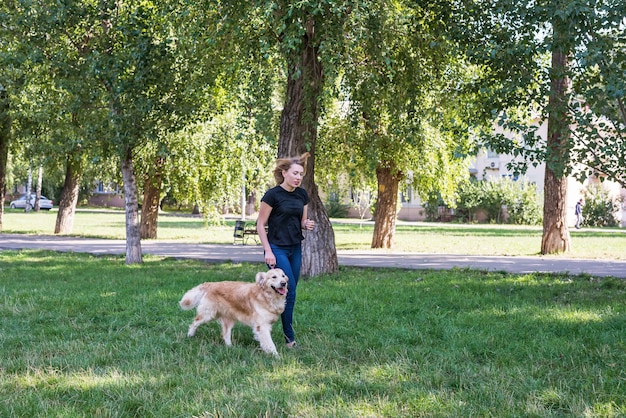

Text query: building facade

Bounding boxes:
[392,120,626,226]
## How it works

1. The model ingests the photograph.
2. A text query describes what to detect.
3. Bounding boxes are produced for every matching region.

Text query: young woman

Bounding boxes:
[257,152,315,348]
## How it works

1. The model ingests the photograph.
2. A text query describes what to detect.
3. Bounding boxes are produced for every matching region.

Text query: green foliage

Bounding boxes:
[570,1,626,187]
[423,195,444,222]
[324,194,350,218]
[506,181,544,225]
[3,0,226,200]
[332,2,484,207]
[582,184,621,227]
[456,178,543,225]
[454,180,480,222]
[3,0,623,250]
[165,112,275,219]
[449,0,626,186]
[1,251,625,416]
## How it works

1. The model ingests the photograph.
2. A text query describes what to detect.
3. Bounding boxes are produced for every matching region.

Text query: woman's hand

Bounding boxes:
[302,218,315,231]
[264,249,276,268]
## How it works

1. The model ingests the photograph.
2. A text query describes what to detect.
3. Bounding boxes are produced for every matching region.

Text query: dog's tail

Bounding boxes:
[179,285,206,310]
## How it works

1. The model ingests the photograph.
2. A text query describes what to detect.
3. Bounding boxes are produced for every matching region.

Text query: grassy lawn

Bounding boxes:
[1,250,624,417]
[2,208,626,259]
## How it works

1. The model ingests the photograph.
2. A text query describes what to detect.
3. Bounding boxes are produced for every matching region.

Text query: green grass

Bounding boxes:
[1,251,625,417]
[2,208,626,259]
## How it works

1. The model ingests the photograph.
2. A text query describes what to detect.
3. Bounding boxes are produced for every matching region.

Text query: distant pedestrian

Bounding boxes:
[575,198,584,229]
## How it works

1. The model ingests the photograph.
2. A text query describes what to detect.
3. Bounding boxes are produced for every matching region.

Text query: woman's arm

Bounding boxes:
[301,204,315,230]
[257,201,276,267]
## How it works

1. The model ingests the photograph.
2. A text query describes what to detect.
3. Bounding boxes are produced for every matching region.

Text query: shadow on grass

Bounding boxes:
[1,252,625,417]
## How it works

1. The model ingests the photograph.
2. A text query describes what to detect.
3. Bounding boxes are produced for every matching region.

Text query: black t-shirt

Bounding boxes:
[261,186,310,246]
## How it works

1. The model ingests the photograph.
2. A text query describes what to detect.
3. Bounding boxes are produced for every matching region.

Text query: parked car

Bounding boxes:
[9,194,54,210]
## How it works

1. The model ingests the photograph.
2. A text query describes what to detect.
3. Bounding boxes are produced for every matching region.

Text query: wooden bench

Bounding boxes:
[233,220,261,245]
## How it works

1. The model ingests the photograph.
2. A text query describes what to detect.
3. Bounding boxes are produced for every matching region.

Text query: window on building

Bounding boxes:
[487,147,499,158]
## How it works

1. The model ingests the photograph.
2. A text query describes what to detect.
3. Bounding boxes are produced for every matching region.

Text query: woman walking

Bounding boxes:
[257,152,315,349]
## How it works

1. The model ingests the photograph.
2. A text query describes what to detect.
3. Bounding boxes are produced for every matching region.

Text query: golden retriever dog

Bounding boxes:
[179,268,288,356]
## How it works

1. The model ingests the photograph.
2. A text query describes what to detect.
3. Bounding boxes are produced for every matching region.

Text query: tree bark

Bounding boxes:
[372,164,401,249]
[54,153,84,234]
[140,156,164,239]
[0,85,10,231]
[278,17,338,277]
[301,179,338,277]
[541,43,572,254]
[541,167,570,254]
[25,168,32,212]
[121,149,143,264]
[34,165,43,212]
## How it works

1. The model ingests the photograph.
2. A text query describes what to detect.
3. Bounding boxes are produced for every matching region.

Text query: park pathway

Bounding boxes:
[1,233,625,278]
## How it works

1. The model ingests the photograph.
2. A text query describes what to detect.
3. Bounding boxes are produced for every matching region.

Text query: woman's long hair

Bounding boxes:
[273,152,310,185]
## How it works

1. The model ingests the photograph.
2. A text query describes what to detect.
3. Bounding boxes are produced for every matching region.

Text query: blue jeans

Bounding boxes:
[268,243,302,344]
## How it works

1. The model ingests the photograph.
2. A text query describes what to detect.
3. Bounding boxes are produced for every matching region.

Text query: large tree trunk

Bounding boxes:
[301,180,337,277]
[541,168,570,254]
[0,85,10,231]
[140,156,164,239]
[121,149,143,264]
[372,164,402,249]
[541,40,572,254]
[54,153,84,234]
[278,17,338,277]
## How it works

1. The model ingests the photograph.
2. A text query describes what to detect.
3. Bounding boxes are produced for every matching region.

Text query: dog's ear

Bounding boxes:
[255,271,266,286]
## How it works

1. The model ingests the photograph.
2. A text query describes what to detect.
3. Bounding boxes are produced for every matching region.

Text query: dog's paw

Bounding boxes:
[260,345,279,356]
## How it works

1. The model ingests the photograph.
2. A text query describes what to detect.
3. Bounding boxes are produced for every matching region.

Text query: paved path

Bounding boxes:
[1,233,625,278]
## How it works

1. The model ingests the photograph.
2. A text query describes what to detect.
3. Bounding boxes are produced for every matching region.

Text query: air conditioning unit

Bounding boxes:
[487,159,500,170]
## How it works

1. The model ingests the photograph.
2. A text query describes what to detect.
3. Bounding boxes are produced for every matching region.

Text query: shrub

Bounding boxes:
[324,197,350,218]
[480,179,515,222]
[506,181,543,225]
[455,180,482,222]
[456,177,543,225]
[582,185,620,227]
[424,196,445,221]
